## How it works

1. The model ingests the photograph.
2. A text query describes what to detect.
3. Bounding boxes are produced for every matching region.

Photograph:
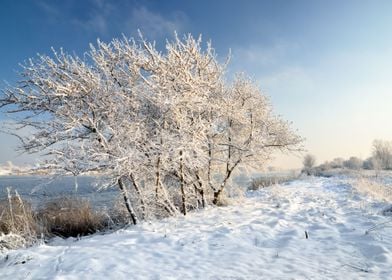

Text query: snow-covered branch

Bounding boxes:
[0,33,303,219]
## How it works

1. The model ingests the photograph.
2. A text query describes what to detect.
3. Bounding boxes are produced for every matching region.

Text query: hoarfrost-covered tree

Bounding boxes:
[330,157,344,169]
[343,156,363,170]
[0,33,303,220]
[210,76,303,204]
[0,40,147,223]
[372,140,392,170]
[139,34,225,214]
[302,154,316,175]
[363,156,381,171]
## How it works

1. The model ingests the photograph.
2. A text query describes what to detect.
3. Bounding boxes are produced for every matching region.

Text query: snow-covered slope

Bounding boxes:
[1,177,391,279]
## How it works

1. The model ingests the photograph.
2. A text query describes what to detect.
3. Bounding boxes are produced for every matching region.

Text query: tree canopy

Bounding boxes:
[1,34,303,222]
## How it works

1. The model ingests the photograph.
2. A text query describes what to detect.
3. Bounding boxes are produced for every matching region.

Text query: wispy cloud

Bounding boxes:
[232,41,300,70]
[228,41,312,98]
[260,67,314,94]
[234,44,288,68]
[36,0,63,22]
[36,0,187,38]
[127,7,187,39]
[70,0,116,35]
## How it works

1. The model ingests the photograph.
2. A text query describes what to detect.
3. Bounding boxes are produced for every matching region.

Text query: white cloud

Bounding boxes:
[36,0,63,22]
[128,7,187,39]
[231,41,300,71]
[259,67,314,94]
[36,0,187,38]
[70,0,116,35]
[70,1,187,38]
[37,1,59,16]
[234,44,287,67]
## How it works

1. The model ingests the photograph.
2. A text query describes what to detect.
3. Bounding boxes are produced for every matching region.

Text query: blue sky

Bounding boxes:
[1,0,392,168]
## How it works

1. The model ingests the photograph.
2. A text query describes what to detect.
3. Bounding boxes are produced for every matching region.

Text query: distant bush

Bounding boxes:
[372,140,392,170]
[248,175,297,191]
[330,158,344,169]
[363,157,375,170]
[312,156,365,176]
[343,157,363,170]
[302,154,316,175]
[316,162,331,172]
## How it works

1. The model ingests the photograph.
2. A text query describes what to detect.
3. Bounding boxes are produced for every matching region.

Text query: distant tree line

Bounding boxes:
[303,139,392,174]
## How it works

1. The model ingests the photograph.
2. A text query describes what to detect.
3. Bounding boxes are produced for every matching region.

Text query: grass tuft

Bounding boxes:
[37,197,107,238]
[0,188,38,251]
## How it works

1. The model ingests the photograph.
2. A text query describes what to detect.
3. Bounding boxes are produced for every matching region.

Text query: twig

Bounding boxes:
[342,263,369,273]
[365,218,392,234]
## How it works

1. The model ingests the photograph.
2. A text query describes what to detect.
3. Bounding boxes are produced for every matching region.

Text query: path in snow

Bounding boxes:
[0,177,391,279]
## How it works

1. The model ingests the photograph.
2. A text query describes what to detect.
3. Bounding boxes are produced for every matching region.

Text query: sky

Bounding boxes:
[1,0,392,168]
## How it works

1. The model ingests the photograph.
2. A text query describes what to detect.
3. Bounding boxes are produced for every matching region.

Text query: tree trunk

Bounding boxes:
[155,157,161,198]
[212,159,240,205]
[118,177,138,225]
[213,172,230,205]
[193,184,200,208]
[213,120,233,205]
[158,181,177,215]
[213,169,232,205]
[200,188,205,208]
[154,156,177,215]
[207,142,213,192]
[179,150,187,215]
[212,189,222,205]
[129,173,145,220]
[195,171,206,208]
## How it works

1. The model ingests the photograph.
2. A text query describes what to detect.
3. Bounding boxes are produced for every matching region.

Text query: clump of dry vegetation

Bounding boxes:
[0,190,125,251]
[248,174,298,191]
[0,189,38,251]
[37,197,107,238]
[353,178,392,202]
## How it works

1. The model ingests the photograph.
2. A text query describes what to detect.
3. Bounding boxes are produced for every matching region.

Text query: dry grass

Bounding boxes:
[248,175,297,191]
[353,178,392,202]
[0,188,38,251]
[0,190,133,251]
[37,197,107,238]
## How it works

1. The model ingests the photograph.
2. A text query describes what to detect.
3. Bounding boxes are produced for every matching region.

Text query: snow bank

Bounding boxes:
[0,177,391,279]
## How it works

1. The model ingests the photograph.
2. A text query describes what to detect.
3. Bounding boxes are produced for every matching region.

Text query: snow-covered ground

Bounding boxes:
[1,177,392,279]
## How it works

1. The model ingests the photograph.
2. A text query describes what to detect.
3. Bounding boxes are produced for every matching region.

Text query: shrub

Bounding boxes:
[372,140,392,170]
[343,157,363,170]
[248,175,297,191]
[330,158,344,169]
[302,154,316,175]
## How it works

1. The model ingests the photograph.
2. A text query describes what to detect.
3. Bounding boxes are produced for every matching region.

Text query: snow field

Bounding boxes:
[1,177,391,279]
